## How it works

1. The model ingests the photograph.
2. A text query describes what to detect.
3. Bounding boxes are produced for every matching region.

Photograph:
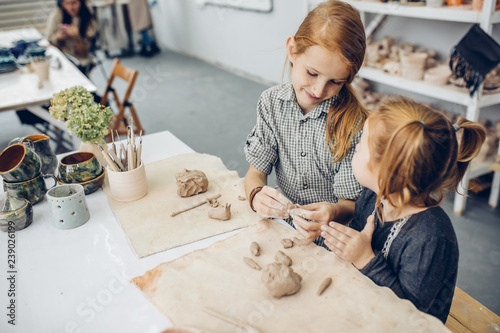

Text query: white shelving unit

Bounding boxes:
[308,0,500,214]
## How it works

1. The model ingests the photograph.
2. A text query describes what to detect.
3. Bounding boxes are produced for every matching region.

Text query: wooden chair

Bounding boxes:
[445,287,500,332]
[101,58,144,140]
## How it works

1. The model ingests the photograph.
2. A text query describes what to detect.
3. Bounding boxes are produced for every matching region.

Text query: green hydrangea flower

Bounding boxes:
[49,86,113,144]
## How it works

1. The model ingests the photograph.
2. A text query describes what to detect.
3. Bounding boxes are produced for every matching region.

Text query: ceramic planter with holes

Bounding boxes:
[46,184,90,229]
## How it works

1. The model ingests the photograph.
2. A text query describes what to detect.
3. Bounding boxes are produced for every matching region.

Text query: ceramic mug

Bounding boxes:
[107,161,148,202]
[0,195,33,232]
[0,143,42,182]
[46,184,90,229]
[3,173,57,205]
[9,134,58,175]
[58,152,102,183]
[32,60,50,81]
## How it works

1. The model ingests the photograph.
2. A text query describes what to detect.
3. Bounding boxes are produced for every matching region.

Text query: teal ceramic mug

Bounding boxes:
[58,152,102,183]
[9,134,58,175]
[0,144,41,182]
[0,195,33,232]
[3,173,57,205]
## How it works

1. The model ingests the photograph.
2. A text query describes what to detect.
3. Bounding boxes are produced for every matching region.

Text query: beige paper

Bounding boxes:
[104,153,257,258]
[133,219,450,333]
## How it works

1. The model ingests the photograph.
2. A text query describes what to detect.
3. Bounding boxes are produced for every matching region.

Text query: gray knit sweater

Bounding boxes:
[351,188,459,323]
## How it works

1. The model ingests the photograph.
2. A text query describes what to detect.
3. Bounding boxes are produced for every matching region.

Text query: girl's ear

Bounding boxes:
[286,36,296,65]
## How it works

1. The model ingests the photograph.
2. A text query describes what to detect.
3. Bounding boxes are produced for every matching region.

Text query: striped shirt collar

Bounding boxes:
[278,83,334,119]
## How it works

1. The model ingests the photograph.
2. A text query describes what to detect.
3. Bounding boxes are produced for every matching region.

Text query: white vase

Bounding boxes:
[79,141,108,168]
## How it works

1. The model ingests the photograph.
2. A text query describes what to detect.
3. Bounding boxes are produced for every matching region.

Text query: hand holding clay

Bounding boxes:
[290,202,337,244]
[321,216,376,269]
[252,186,292,219]
[261,262,302,298]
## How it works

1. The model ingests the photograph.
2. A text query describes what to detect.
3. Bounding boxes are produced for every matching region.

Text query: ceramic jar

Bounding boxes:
[0,195,33,232]
[400,52,428,81]
[3,173,57,205]
[58,152,103,183]
[9,134,58,175]
[107,161,148,202]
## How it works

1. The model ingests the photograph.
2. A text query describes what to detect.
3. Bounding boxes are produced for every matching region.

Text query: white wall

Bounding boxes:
[150,0,309,85]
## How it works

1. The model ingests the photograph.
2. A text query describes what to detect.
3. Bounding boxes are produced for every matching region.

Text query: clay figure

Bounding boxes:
[208,203,231,221]
[261,262,302,298]
[244,257,262,270]
[281,238,293,249]
[250,241,261,256]
[175,169,208,197]
[317,277,333,296]
[275,250,292,266]
[238,196,246,201]
[206,197,219,208]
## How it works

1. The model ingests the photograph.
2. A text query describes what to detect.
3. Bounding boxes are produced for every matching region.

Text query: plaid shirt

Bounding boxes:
[245,83,363,206]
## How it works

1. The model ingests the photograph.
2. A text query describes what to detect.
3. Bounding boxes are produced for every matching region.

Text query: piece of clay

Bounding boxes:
[250,242,261,256]
[275,250,292,266]
[281,238,293,249]
[175,169,209,197]
[208,203,231,221]
[317,277,332,296]
[238,196,246,201]
[261,263,302,298]
[244,257,261,270]
[171,194,221,217]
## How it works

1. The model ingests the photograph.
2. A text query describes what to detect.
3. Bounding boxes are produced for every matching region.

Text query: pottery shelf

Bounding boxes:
[308,0,500,213]
[358,67,500,107]
[329,1,500,24]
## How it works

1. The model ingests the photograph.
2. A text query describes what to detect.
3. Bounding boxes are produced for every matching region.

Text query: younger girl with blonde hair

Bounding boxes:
[320,98,486,323]
[244,0,368,246]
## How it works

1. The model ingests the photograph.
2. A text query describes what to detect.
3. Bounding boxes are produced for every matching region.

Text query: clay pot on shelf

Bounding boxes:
[400,52,428,81]
[424,65,452,86]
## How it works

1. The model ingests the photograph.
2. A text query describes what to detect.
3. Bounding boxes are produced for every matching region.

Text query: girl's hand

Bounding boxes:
[321,215,376,269]
[289,202,336,244]
[253,186,292,219]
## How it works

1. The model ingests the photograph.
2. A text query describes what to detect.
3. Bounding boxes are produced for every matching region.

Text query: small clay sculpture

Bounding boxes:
[244,257,261,270]
[261,262,302,298]
[238,196,246,201]
[250,242,261,256]
[206,197,219,208]
[281,238,293,249]
[208,203,231,221]
[275,250,292,266]
[317,277,332,296]
[175,169,208,197]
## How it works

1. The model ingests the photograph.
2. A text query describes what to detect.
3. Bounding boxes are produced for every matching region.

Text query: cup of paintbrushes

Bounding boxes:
[106,160,147,202]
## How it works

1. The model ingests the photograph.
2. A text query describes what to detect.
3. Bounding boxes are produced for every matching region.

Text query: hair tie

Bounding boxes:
[419,120,425,128]
[453,123,460,132]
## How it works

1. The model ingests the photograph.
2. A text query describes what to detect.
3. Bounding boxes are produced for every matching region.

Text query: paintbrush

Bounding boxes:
[136,130,143,167]
[127,127,135,171]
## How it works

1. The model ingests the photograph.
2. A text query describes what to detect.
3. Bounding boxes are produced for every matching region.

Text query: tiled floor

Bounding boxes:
[1,48,499,315]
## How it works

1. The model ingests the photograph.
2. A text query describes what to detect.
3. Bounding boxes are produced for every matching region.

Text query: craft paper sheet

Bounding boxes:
[104,153,257,257]
[133,219,450,333]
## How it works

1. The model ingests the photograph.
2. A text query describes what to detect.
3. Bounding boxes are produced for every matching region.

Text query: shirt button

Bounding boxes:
[301,152,306,157]
[302,118,308,123]
[303,184,308,189]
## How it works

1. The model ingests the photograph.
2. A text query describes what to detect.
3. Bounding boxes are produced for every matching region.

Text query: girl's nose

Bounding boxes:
[312,81,326,98]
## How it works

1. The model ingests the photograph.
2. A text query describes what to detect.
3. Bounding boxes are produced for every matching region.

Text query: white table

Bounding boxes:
[0,28,97,143]
[0,130,246,333]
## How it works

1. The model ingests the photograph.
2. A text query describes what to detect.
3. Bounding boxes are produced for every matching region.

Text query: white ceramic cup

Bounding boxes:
[32,60,50,82]
[107,161,148,202]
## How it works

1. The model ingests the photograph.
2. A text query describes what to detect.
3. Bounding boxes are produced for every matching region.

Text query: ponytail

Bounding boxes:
[449,117,487,189]
[326,85,368,162]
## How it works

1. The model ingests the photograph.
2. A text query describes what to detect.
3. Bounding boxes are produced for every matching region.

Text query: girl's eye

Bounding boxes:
[330,80,343,85]
[307,70,317,77]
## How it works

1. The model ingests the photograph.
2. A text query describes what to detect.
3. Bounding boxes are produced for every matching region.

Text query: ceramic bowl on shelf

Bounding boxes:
[57,168,106,195]
[424,65,452,86]
[58,152,103,183]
